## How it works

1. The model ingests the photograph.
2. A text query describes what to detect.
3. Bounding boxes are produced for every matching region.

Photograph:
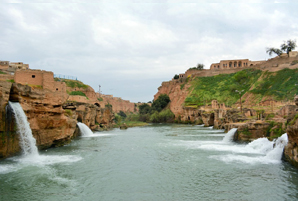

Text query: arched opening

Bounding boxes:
[229,62,232,67]
[94,103,100,107]
[234,62,237,67]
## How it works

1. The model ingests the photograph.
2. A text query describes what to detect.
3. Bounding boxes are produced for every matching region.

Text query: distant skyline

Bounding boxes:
[1,0,297,102]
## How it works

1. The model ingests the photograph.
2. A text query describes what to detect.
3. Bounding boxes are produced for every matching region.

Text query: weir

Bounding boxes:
[222,128,237,142]
[77,122,93,136]
[8,101,39,157]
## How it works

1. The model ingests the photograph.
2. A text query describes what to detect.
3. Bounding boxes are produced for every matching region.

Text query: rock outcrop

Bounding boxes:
[0,81,115,159]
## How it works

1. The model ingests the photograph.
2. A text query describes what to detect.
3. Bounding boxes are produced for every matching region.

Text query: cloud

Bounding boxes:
[0,2,297,102]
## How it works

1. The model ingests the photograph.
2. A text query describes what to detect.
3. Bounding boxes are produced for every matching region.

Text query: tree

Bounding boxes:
[197,63,204,70]
[173,74,179,79]
[117,111,127,118]
[151,94,170,112]
[266,48,283,57]
[281,39,296,56]
[266,39,296,57]
[138,103,151,115]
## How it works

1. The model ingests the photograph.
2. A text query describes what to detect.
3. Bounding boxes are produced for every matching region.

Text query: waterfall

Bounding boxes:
[77,122,93,136]
[265,133,288,161]
[222,128,237,142]
[9,101,39,157]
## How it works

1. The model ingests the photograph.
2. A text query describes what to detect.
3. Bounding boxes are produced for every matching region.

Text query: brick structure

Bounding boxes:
[0,61,9,71]
[14,69,66,93]
[210,59,265,70]
[0,60,29,72]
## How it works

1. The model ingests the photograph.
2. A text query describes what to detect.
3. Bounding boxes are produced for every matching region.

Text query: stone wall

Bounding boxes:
[14,69,66,93]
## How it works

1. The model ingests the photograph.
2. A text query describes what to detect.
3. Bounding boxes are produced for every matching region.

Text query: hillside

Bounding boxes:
[184,68,298,108]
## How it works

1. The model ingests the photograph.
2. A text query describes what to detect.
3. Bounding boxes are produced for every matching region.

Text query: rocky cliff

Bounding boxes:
[154,56,298,168]
[0,81,114,159]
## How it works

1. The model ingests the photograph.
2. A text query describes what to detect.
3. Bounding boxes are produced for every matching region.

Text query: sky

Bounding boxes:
[0,0,297,102]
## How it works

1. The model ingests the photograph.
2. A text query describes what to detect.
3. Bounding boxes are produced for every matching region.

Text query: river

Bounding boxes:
[1,124,298,201]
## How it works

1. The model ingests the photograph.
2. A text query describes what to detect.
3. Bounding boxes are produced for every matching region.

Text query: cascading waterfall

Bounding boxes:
[8,101,39,157]
[222,128,237,142]
[77,122,93,136]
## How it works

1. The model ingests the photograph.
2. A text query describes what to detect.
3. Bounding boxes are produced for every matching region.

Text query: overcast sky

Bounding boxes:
[1,0,297,102]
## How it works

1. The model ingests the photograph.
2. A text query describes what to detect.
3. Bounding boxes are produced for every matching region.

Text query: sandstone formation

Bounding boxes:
[0,80,115,158]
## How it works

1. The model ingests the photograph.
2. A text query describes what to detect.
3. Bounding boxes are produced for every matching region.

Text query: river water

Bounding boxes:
[1,124,298,201]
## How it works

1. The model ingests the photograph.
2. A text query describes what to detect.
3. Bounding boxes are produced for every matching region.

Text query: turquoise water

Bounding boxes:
[1,124,298,201]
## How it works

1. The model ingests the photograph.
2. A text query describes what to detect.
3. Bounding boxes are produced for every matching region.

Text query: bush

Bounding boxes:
[149,109,175,123]
[118,111,127,118]
[69,91,87,98]
[151,94,170,112]
[57,79,88,89]
[139,103,151,114]
[173,74,179,79]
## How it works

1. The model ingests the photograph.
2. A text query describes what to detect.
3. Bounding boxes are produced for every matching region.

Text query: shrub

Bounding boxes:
[69,91,87,98]
[64,109,72,116]
[58,79,88,89]
[151,94,170,112]
[118,111,127,119]
[173,74,179,79]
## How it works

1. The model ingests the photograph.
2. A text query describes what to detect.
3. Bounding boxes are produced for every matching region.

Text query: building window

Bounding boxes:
[56,88,58,91]
[32,75,35,78]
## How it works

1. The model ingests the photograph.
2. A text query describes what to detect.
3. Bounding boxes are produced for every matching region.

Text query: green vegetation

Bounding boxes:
[6,79,14,83]
[250,68,298,101]
[151,94,170,112]
[184,69,262,107]
[184,68,298,107]
[69,91,88,98]
[266,121,285,139]
[0,70,5,74]
[289,113,298,125]
[291,60,298,65]
[242,127,252,136]
[97,97,103,101]
[134,94,174,123]
[149,109,175,123]
[55,78,88,89]
[188,63,204,71]
[105,103,112,109]
[114,112,148,128]
[266,39,296,57]
[64,109,72,116]
[173,74,179,79]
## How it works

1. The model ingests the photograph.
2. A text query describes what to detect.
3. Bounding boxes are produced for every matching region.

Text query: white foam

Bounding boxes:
[9,102,39,156]
[222,128,237,142]
[11,154,82,166]
[81,133,116,137]
[77,122,93,136]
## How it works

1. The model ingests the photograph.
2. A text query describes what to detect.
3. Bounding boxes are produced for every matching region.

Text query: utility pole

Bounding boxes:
[235,90,244,113]
[98,85,101,94]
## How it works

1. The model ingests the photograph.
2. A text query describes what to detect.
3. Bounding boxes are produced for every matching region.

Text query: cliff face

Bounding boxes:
[154,79,191,116]
[0,81,19,158]
[0,82,115,158]
[10,83,77,149]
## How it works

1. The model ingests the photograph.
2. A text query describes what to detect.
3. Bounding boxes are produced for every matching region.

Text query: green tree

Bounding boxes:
[118,111,127,118]
[173,74,179,79]
[151,94,170,112]
[281,39,297,57]
[197,63,204,70]
[138,103,151,114]
[266,47,283,57]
